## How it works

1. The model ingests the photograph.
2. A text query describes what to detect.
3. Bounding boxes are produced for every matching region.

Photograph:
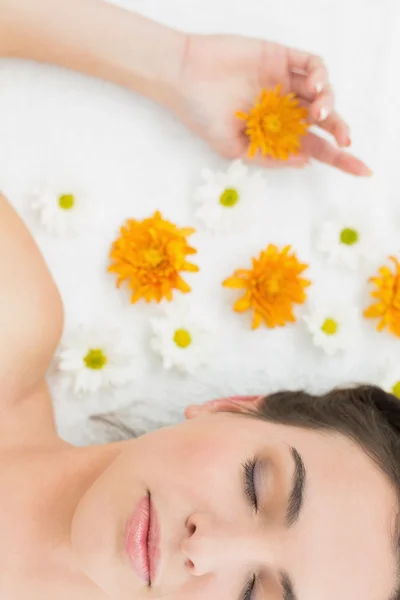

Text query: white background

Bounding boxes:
[0,0,399,444]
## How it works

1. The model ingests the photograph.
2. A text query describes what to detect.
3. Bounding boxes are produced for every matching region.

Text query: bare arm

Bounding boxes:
[0,0,186,109]
[0,193,63,404]
[0,0,370,176]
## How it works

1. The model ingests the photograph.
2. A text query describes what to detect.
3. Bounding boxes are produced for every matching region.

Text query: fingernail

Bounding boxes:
[361,167,373,177]
[315,82,324,94]
[319,107,329,121]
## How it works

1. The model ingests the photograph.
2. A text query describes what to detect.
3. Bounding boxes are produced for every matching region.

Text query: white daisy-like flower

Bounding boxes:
[303,302,358,356]
[316,205,382,269]
[150,303,215,374]
[193,160,264,233]
[56,325,137,395]
[381,363,400,399]
[30,182,91,235]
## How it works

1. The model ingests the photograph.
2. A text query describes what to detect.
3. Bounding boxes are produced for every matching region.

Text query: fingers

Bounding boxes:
[287,49,325,77]
[290,73,333,121]
[300,82,334,122]
[291,74,350,147]
[310,86,334,123]
[290,71,328,103]
[318,112,350,148]
[308,63,328,95]
[288,50,344,137]
[302,133,372,177]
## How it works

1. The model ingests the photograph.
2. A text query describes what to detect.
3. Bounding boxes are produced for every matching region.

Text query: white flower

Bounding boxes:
[303,302,358,356]
[56,325,137,394]
[381,363,400,399]
[193,160,264,233]
[30,182,91,235]
[150,304,215,374]
[316,205,382,269]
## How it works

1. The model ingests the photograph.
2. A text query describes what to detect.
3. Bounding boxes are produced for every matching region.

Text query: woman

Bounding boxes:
[0,1,397,599]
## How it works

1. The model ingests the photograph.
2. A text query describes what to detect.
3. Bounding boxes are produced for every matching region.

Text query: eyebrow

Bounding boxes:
[263,449,304,600]
[285,447,306,528]
[280,571,298,600]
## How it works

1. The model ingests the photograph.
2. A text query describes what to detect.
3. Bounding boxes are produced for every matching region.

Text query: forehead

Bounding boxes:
[248,419,399,600]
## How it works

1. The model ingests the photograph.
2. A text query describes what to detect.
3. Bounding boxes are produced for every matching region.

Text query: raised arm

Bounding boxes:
[0,193,63,405]
[0,0,371,175]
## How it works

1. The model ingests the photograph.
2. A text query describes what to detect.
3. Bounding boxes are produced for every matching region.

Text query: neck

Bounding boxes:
[39,440,129,579]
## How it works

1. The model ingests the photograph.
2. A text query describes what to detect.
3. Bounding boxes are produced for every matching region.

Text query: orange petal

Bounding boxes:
[364,304,385,318]
[183,262,199,273]
[179,227,196,237]
[252,312,263,329]
[130,290,143,304]
[234,295,251,313]
[223,276,247,289]
[175,276,191,293]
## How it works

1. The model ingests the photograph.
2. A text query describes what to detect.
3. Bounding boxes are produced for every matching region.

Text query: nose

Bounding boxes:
[181,512,276,576]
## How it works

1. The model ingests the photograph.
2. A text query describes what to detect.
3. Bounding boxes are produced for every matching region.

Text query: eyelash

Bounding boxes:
[242,459,259,600]
[242,574,257,600]
[243,458,258,512]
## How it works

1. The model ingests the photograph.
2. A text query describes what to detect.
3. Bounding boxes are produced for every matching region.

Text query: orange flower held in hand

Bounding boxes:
[236,85,309,160]
[223,244,311,329]
[364,256,400,337]
[109,211,199,303]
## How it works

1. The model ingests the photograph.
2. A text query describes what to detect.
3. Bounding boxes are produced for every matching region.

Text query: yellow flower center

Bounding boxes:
[340,228,358,246]
[58,194,75,210]
[263,114,282,133]
[83,348,108,370]
[321,318,338,336]
[392,381,400,398]
[144,248,165,268]
[173,329,192,348]
[219,188,239,208]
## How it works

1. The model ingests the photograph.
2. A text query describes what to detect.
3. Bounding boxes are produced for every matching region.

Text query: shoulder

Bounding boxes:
[0,381,62,450]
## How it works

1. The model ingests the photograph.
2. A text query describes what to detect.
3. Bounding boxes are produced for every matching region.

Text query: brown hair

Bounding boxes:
[249,385,400,489]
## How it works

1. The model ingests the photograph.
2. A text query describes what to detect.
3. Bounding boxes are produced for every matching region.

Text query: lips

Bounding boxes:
[125,493,160,584]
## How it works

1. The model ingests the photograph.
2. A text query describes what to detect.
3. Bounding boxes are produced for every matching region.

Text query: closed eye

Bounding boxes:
[242,458,258,512]
[242,574,257,600]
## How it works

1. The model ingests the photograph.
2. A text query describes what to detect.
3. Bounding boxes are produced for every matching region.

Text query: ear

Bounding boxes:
[184,395,264,420]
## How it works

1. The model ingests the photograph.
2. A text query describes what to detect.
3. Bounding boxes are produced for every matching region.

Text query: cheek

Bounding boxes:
[138,422,245,515]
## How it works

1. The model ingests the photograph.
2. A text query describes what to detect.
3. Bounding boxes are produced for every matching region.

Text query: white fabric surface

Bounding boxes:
[0,0,399,445]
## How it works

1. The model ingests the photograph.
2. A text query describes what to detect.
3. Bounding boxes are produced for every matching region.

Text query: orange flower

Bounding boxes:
[109,211,199,303]
[236,85,309,160]
[364,256,400,337]
[223,244,311,329]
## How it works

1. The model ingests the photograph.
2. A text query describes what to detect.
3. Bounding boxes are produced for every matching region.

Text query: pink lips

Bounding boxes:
[125,494,160,584]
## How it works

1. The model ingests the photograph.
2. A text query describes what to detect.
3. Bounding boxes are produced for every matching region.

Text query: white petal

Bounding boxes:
[55,324,138,397]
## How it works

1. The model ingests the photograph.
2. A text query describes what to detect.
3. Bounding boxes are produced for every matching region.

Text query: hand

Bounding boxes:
[174,34,371,176]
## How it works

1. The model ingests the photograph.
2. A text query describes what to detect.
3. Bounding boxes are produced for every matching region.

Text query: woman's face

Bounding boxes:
[71,403,398,600]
